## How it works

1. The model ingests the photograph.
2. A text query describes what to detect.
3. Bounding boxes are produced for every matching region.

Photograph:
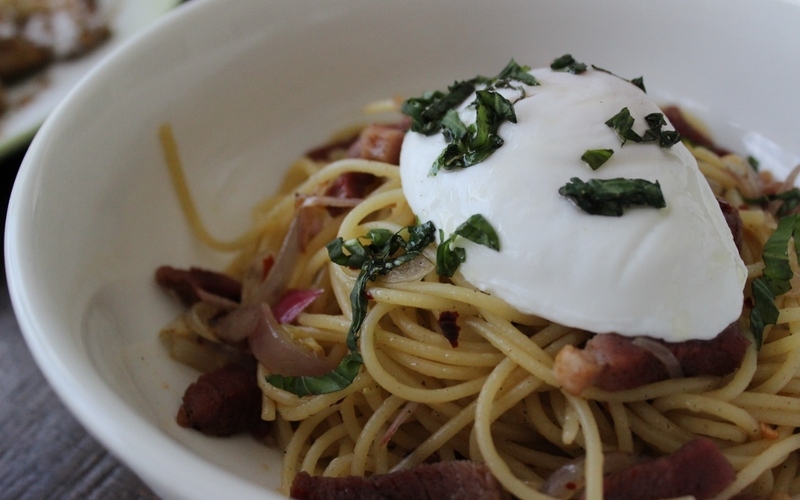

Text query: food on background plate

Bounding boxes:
[0,0,111,112]
[156,56,800,499]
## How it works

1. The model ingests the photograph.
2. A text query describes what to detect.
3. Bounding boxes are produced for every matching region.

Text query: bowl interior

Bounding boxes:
[7,0,800,498]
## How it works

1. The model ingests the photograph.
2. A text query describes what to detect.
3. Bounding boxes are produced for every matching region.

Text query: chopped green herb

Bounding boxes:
[605,108,680,148]
[749,213,800,348]
[430,89,516,174]
[747,155,761,171]
[265,352,364,397]
[591,65,647,92]
[327,221,436,351]
[629,76,646,93]
[401,81,477,136]
[550,54,587,74]
[558,177,666,216]
[745,188,800,217]
[581,149,614,170]
[402,59,537,175]
[493,58,540,87]
[436,214,500,277]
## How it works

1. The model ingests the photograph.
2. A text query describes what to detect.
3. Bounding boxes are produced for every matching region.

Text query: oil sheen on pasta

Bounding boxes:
[400,66,748,342]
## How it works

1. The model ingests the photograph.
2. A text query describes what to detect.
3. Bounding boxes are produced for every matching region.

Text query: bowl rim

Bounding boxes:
[4,0,276,498]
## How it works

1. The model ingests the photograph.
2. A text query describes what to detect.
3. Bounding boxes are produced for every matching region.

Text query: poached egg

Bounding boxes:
[399,65,747,342]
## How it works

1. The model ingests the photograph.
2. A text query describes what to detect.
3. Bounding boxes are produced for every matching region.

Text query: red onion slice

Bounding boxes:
[248,304,341,377]
[376,254,435,284]
[273,288,324,324]
[540,451,644,499]
[632,337,684,379]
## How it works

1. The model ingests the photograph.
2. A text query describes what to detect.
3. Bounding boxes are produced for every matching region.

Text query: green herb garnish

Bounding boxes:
[747,155,761,171]
[437,214,500,277]
[745,188,800,218]
[264,352,364,397]
[590,65,646,92]
[431,90,516,174]
[558,177,666,216]
[401,80,477,136]
[402,59,538,175]
[550,54,587,74]
[327,221,436,351]
[750,214,800,348]
[581,149,614,170]
[605,107,680,147]
[267,222,437,397]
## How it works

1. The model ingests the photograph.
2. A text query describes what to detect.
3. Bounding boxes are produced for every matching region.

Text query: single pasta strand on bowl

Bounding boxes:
[155,57,800,500]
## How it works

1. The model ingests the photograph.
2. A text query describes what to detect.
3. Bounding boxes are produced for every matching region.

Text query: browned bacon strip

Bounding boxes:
[554,322,749,395]
[290,461,502,500]
[597,437,736,500]
[155,266,242,306]
[718,197,743,250]
[176,363,263,437]
[347,123,407,165]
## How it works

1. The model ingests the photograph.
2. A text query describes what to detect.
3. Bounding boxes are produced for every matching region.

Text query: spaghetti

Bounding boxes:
[158,101,800,499]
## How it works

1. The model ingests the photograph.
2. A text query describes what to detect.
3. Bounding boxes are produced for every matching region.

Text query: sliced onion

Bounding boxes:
[211,304,261,343]
[296,194,363,209]
[376,254,435,284]
[184,301,227,343]
[248,304,342,377]
[243,202,326,306]
[380,401,420,445]
[540,451,645,499]
[632,337,684,379]
[273,288,324,324]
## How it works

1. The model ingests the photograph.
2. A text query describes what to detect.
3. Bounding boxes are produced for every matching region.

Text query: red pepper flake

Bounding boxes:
[566,482,577,490]
[365,290,374,300]
[438,311,460,348]
[262,255,275,281]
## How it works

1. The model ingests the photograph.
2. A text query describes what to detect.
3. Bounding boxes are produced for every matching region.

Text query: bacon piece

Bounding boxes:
[597,437,735,500]
[718,197,743,250]
[290,460,502,500]
[662,105,730,156]
[348,123,407,165]
[176,363,263,436]
[155,266,241,306]
[554,322,748,395]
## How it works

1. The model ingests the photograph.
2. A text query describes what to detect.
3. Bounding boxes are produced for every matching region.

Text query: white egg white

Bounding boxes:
[400,67,747,342]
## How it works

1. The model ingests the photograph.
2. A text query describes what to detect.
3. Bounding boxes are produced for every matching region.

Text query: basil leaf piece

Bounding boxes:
[436,214,500,277]
[590,65,646,92]
[494,58,539,87]
[430,90,515,175]
[403,59,537,175]
[402,81,476,136]
[436,229,467,278]
[745,188,800,217]
[558,177,666,216]
[265,352,364,397]
[327,221,437,351]
[605,108,680,148]
[581,149,614,170]
[605,107,640,145]
[550,54,587,74]
[749,214,800,348]
[748,155,761,171]
[630,76,646,93]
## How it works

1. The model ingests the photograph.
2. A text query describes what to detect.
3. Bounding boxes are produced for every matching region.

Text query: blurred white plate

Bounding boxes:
[0,0,181,157]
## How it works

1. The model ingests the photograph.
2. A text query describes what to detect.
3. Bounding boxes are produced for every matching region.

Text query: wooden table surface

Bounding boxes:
[0,145,160,499]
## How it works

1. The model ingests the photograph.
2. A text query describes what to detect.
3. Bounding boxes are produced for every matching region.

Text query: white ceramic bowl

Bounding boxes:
[6,0,800,498]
